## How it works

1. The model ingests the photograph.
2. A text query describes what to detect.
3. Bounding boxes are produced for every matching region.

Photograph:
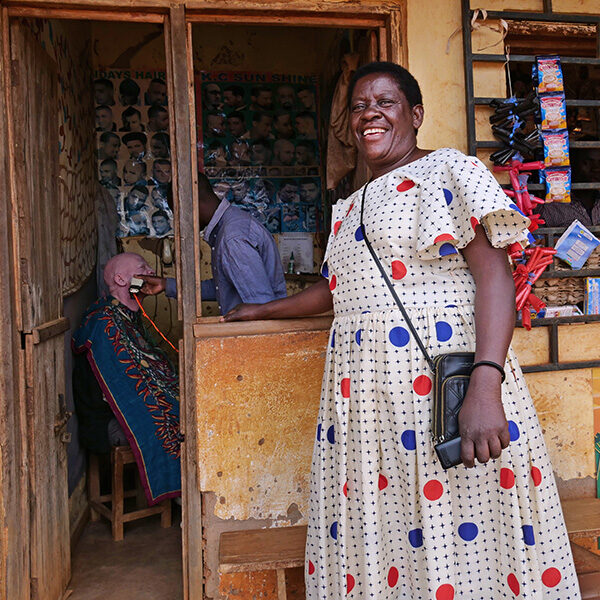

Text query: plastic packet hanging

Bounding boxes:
[536,55,564,94]
[540,93,567,130]
[545,167,571,203]
[541,129,570,167]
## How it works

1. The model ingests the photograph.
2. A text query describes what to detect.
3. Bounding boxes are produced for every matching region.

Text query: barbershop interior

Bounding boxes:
[5,4,600,600]
[6,12,382,600]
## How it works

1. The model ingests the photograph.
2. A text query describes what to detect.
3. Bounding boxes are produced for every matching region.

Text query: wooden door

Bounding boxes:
[9,22,70,600]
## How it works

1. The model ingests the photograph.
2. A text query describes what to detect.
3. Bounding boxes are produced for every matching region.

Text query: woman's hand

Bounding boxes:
[458,367,510,468]
[221,303,264,322]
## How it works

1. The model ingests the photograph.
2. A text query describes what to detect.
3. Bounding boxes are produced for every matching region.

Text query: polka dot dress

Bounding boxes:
[305,149,580,599]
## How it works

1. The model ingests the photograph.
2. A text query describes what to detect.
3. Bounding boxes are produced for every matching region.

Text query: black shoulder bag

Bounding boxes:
[358,182,474,469]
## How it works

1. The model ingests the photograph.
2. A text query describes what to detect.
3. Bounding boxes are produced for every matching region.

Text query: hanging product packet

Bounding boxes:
[554,219,600,269]
[540,93,567,130]
[536,55,564,94]
[542,129,570,167]
[544,167,571,203]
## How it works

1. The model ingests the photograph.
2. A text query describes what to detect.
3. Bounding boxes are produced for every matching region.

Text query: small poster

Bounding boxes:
[278,233,314,274]
[94,68,174,238]
[196,72,323,237]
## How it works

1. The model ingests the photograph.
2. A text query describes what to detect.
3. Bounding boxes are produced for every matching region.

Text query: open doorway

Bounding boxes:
[4,6,391,600]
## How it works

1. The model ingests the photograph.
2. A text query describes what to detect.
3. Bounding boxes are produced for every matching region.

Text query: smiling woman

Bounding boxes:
[223,61,580,600]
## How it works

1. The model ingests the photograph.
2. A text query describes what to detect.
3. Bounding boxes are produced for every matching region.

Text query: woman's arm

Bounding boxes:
[221,277,333,321]
[458,225,514,467]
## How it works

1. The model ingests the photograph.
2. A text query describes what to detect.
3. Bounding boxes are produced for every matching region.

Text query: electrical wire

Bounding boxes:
[134,293,179,354]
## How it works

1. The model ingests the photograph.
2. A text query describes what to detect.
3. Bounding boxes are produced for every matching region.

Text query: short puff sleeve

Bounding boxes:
[321,192,357,278]
[416,152,531,260]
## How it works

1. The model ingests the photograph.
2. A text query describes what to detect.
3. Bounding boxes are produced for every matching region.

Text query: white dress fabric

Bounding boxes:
[305,148,580,600]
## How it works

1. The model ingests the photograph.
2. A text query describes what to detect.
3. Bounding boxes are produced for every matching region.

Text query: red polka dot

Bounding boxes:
[396,179,415,192]
[346,574,355,593]
[470,216,480,231]
[329,275,337,290]
[340,378,350,398]
[378,474,388,491]
[541,567,561,588]
[435,583,455,600]
[387,566,399,588]
[333,220,342,235]
[308,560,315,575]
[434,233,456,244]
[423,479,444,501]
[343,481,348,497]
[531,465,542,487]
[507,573,520,595]
[391,260,407,280]
[345,203,354,216]
[413,375,432,396]
[500,468,515,489]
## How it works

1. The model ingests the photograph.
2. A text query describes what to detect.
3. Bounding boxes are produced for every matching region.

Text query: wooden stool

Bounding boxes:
[219,525,307,600]
[87,445,172,541]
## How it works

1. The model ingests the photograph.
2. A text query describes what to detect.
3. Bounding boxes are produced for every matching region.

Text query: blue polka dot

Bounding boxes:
[389,326,410,347]
[331,330,335,348]
[522,525,535,546]
[408,528,423,548]
[355,329,362,345]
[458,522,479,541]
[401,430,416,450]
[354,226,364,242]
[508,420,520,441]
[435,321,453,342]
[321,261,329,278]
[443,188,453,205]
[439,243,458,256]
[316,424,322,441]
[326,425,335,444]
[445,304,457,308]
[330,521,338,540]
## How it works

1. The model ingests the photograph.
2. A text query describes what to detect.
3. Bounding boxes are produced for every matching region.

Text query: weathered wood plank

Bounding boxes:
[32,317,70,346]
[0,8,29,600]
[166,7,203,599]
[563,497,600,539]
[219,526,307,573]
[193,316,333,338]
[6,6,165,22]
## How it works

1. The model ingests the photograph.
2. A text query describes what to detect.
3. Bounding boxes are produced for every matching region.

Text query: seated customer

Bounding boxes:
[72,252,181,505]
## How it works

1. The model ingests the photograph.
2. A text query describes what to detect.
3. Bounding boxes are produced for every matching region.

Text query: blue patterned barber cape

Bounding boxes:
[73,297,181,504]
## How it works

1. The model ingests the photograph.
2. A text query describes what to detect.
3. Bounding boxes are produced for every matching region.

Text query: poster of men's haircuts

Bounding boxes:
[196,72,323,244]
[94,68,174,238]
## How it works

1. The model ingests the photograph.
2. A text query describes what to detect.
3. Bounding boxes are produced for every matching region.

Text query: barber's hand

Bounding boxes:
[458,367,510,468]
[220,303,263,322]
[136,274,166,296]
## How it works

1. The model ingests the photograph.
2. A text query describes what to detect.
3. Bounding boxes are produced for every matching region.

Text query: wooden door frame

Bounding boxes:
[0,8,29,600]
[179,5,406,599]
[1,3,407,599]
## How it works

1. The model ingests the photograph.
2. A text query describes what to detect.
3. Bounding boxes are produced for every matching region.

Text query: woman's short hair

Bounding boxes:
[348,61,423,109]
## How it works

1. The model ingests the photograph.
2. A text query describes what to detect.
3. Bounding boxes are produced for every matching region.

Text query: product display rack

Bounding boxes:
[462,1,600,371]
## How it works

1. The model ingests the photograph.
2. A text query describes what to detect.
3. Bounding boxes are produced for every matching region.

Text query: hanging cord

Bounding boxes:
[504,45,514,99]
[446,8,508,54]
[134,294,179,354]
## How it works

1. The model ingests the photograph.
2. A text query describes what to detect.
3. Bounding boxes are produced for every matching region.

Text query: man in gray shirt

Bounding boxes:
[139,174,286,315]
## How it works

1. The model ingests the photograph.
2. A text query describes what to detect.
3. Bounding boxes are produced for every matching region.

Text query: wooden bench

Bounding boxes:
[563,497,600,599]
[219,525,307,599]
[87,445,172,541]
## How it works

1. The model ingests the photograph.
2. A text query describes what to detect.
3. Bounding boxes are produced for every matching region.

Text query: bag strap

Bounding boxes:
[359,183,436,371]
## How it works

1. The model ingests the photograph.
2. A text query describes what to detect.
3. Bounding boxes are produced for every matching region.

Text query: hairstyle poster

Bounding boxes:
[94,68,174,238]
[196,72,323,235]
